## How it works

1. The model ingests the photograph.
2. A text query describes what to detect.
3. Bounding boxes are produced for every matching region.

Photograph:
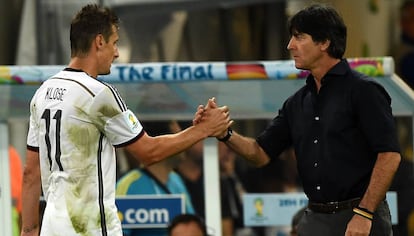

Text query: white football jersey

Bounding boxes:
[27,69,144,236]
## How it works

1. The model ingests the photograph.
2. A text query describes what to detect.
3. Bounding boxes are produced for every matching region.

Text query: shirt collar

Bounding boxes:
[64,67,96,79]
[64,67,84,73]
[306,59,350,87]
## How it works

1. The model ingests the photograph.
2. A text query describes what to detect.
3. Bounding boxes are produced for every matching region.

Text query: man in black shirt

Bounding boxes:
[205,4,401,236]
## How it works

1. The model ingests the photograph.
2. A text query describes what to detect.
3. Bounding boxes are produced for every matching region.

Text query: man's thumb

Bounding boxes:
[206,97,218,109]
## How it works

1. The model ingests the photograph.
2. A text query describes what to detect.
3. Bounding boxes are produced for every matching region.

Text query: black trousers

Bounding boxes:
[297,200,393,236]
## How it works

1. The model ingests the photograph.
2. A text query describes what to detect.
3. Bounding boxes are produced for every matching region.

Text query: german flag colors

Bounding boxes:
[226,64,268,80]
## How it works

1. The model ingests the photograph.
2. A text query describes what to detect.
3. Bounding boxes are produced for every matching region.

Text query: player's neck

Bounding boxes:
[68,58,98,79]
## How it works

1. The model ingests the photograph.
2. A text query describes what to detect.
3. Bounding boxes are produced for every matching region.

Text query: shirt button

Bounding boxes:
[316,186,321,190]
[315,116,320,121]
[313,139,318,144]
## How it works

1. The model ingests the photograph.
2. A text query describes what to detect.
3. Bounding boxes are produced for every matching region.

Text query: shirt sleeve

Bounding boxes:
[90,86,144,146]
[256,100,293,160]
[105,109,144,146]
[26,91,40,149]
[354,80,400,153]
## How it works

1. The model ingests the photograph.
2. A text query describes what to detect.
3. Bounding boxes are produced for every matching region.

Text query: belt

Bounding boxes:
[308,197,361,214]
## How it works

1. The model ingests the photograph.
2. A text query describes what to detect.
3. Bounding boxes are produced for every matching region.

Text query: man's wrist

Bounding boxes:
[22,224,39,233]
[352,206,374,220]
[217,127,233,142]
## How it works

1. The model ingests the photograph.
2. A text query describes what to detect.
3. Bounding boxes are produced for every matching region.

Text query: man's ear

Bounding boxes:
[320,39,330,51]
[95,34,105,50]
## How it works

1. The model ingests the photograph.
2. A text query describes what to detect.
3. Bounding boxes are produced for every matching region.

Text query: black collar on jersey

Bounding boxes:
[64,67,96,79]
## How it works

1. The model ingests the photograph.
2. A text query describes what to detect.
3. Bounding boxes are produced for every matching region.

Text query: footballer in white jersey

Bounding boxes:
[22,4,231,236]
[27,69,143,235]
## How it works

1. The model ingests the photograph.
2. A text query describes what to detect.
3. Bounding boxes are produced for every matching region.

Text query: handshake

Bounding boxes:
[192,97,234,139]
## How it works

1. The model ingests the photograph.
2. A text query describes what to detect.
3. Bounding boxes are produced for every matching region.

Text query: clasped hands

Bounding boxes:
[193,97,233,138]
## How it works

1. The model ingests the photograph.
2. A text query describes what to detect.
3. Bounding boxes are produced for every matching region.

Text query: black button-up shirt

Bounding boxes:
[257,59,400,203]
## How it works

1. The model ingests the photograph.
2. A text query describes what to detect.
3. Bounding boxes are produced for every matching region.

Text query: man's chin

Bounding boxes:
[293,62,307,70]
[294,64,305,70]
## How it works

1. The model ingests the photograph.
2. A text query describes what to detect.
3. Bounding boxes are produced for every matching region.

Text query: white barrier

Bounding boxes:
[0,57,394,84]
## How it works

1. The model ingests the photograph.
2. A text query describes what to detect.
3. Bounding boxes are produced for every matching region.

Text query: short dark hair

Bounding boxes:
[167,214,208,236]
[70,4,120,57]
[288,4,347,59]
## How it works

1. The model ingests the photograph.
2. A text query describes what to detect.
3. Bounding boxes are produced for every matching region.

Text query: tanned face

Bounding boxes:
[97,25,119,75]
[287,31,328,71]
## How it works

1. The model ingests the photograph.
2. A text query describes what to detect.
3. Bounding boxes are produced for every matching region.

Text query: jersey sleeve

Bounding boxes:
[26,91,40,150]
[90,84,144,147]
[105,109,144,146]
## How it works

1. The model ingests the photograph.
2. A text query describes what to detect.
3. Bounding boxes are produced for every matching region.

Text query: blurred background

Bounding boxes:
[0,0,403,65]
[2,0,414,236]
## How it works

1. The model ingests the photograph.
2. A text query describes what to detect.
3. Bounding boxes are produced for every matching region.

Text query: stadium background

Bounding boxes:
[1,1,413,236]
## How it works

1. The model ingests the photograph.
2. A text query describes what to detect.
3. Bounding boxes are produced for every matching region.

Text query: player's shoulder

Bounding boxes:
[44,70,110,96]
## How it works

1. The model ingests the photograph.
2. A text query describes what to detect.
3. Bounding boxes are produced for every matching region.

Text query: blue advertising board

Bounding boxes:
[243,192,398,227]
[116,194,185,229]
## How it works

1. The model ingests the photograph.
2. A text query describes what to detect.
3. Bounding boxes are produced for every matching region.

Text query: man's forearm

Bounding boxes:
[21,181,41,235]
[224,131,270,167]
[359,152,401,212]
[21,150,42,236]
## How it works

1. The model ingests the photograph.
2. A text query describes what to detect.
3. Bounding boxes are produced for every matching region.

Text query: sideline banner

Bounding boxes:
[243,192,398,227]
[0,57,394,84]
[116,194,185,229]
